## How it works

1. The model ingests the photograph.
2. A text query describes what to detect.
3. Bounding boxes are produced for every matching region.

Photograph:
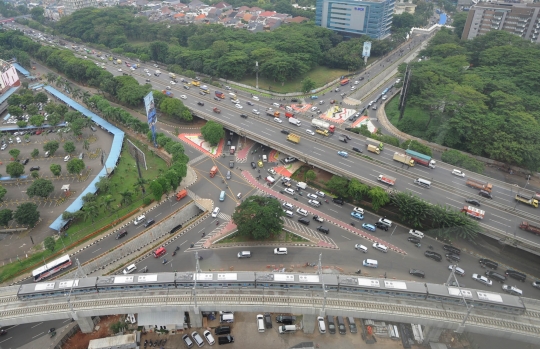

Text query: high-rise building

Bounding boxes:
[62,0,98,16]
[462,2,540,43]
[316,0,395,39]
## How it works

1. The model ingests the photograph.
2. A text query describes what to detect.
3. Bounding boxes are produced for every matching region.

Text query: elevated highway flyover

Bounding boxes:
[1,280,540,343]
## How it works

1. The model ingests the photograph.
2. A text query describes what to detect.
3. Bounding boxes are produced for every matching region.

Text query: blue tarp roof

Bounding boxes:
[12,63,30,77]
[439,13,447,25]
[44,86,125,231]
[0,86,19,105]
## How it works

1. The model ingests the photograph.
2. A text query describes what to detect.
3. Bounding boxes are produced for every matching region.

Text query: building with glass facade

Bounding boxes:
[316,0,395,39]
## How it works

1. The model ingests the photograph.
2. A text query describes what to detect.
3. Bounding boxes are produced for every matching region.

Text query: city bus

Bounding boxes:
[32,254,72,282]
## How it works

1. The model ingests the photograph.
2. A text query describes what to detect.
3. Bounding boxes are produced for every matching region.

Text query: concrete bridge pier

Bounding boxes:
[423,326,444,343]
[75,315,95,333]
[302,313,317,334]
[188,309,202,328]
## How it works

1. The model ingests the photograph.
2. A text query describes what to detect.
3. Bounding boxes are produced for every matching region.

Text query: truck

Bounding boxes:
[200,85,209,94]
[210,166,218,178]
[461,206,485,220]
[316,129,328,136]
[132,64,138,69]
[287,134,300,144]
[519,221,540,236]
[378,174,396,186]
[365,138,383,151]
[515,194,539,208]
[162,90,173,97]
[312,119,335,133]
[230,146,236,155]
[215,91,225,99]
[285,112,294,118]
[169,72,176,79]
[465,178,493,193]
[366,144,380,154]
[191,80,200,87]
[266,111,280,117]
[176,189,187,201]
[155,70,161,75]
[213,107,221,114]
[405,149,436,169]
[338,135,348,143]
[116,59,121,64]
[393,152,415,166]
[289,118,301,126]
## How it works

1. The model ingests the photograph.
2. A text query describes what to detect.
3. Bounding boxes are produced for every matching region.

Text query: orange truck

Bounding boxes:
[210,166,218,178]
[176,189,187,201]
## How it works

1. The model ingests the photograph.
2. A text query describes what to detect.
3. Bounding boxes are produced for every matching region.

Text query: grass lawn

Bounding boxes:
[218,230,309,244]
[236,66,349,94]
[0,137,169,283]
[385,98,437,139]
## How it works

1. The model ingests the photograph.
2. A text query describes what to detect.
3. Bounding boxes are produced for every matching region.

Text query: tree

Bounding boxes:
[390,192,430,228]
[367,187,390,211]
[63,141,76,154]
[29,114,45,127]
[14,202,40,227]
[232,196,284,240]
[43,141,60,155]
[0,209,13,227]
[95,176,111,194]
[200,121,224,146]
[325,175,349,199]
[119,189,133,206]
[134,177,148,194]
[67,158,85,175]
[301,77,316,93]
[7,105,23,117]
[100,195,115,212]
[9,149,20,160]
[6,161,24,178]
[348,179,370,202]
[31,171,39,179]
[48,113,61,126]
[7,94,22,106]
[50,164,61,176]
[0,187,6,201]
[31,149,39,158]
[305,170,316,182]
[34,92,48,104]
[27,178,55,198]
[30,6,44,22]
[82,202,99,222]
[149,180,164,201]
[17,120,27,128]
[44,236,56,253]
[27,104,38,116]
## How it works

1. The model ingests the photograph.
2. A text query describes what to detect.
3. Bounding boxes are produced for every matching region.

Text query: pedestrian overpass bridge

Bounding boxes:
[1,285,540,344]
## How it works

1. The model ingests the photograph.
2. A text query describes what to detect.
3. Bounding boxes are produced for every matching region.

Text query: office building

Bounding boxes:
[462,2,540,43]
[62,0,98,16]
[316,0,395,39]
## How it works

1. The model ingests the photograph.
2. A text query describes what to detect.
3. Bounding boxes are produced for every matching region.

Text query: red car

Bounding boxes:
[35,130,42,135]
[330,100,336,104]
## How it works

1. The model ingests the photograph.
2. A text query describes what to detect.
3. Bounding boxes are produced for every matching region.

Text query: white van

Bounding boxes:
[284,210,294,217]
[123,264,137,275]
[414,178,431,188]
[262,154,267,162]
[278,325,297,334]
[266,176,275,183]
[296,182,307,190]
[409,229,424,239]
[211,207,220,218]
[257,314,265,332]
[378,218,393,228]
[363,259,378,268]
[220,313,234,323]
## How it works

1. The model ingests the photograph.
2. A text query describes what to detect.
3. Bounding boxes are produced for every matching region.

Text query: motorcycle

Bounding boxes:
[325,199,329,204]
[202,232,205,237]
[355,269,361,274]
[415,243,421,248]
[172,251,177,256]
[216,221,219,226]
[428,245,434,250]
[350,222,356,227]
[198,256,203,260]
[162,259,167,265]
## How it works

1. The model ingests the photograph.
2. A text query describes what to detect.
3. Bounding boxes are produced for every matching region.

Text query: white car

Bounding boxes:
[296,208,308,216]
[396,78,401,84]
[0,144,7,151]
[16,137,21,143]
[63,155,71,162]
[272,102,280,107]
[315,191,325,198]
[311,106,318,112]
[284,188,295,195]
[235,104,243,109]
[252,96,259,101]
[306,193,318,200]
[448,265,465,276]
[306,129,315,135]
[452,169,465,177]
[313,215,324,223]
[130,67,135,71]
[252,109,260,115]
[146,72,151,76]
[144,69,149,72]
[382,95,387,100]
[353,207,365,214]
[267,168,277,176]
[203,330,215,345]
[355,244,368,253]
[211,207,220,218]
[274,117,282,123]
[274,247,288,255]
[317,316,326,334]
[191,332,204,346]
[180,95,187,99]
[351,86,356,90]
[502,285,523,296]
[170,81,176,85]
[472,273,492,286]
[133,215,146,225]
[117,68,122,72]
[372,243,388,253]
[354,81,360,85]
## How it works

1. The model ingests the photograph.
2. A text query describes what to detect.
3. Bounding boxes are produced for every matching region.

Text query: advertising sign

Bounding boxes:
[362,42,372,58]
[1,65,20,90]
[143,92,157,146]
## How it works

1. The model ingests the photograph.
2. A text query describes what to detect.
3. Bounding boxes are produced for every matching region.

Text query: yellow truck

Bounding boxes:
[366,144,380,154]
[316,129,329,136]
[191,80,200,87]
[287,134,300,144]
[393,152,414,166]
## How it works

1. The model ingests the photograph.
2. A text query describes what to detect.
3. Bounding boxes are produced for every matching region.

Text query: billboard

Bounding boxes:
[144,92,157,146]
[362,42,372,58]
[1,65,20,89]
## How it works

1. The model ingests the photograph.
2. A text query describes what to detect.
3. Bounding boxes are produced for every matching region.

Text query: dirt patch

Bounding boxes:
[63,315,123,349]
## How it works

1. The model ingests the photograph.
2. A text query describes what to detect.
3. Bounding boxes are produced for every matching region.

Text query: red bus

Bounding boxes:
[340,78,350,86]
[153,247,166,258]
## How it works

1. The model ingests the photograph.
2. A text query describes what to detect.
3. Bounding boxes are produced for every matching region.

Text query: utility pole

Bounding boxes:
[255,61,259,90]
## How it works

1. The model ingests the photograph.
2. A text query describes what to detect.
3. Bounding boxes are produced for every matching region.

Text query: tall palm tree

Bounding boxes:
[83,203,99,223]
[64,82,72,94]
[46,72,56,84]
[81,91,91,104]
[133,177,148,194]
[100,195,115,212]
[72,88,81,100]
[120,190,133,206]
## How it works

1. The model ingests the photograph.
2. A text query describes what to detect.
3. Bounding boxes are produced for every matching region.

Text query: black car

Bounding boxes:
[478,190,492,199]
[407,237,420,244]
[317,226,329,234]
[264,313,272,329]
[214,96,220,101]
[218,334,234,345]
[409,269,425,278]
[291,98,298,102]
[116,231,128,239]
[29,166,40,171]
[465,198,481,206]
[443,245,461,255]
[337,316,346,335]
[359,77,364,81]
[374,222,389,231]
[281,130,290,135]
[21,158,29,165]
[479,258,498,270]
[246,101,254,106]
[197,101,204,106]
[144,219,155,228]
[446,253,460,262]
[251,162,256,169]
[214,326,231,335]
[240,114,247,118]
[486,270,506,283]
[169,224,183,234]
[327,315,336,334]
[332,197,344,205]
[352,147,363,153]
[266,195,277,200]
[276,315,295,324]
[47,129,54,134]
[505,269,526,282]
[424,251,442,261]
[298,217,310,225]
[145,79,150,82]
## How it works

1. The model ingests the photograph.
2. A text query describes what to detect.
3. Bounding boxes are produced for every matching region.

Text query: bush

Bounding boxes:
[143,197,153,206]
[441,149,484,174]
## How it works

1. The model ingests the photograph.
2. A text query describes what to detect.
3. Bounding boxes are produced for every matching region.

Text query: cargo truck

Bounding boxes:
[365,138,383,151]
[191,80,200,87]
[465,178,493,193]
[169,72,176,79]
[289,118,301,126]
[515,194,539,208]
[378,174,396,186]
[267,111,280,117]
[316,129,328,136]
[210,166,218,178]
[393,152,415,166]
[405,149,436,168]
[176,189,187,201]
[215,91,225,99]
[311,119,335,133]
[116,59,122,64]
[461,206,485,220]
[287,134,300,144]
[366,144,380,154]
[285,112,294,118]
[519,222,540,236]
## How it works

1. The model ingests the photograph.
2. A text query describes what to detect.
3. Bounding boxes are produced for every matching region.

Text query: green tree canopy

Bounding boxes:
[200,120,224,146]
[67,158,85,174]
[232,196,284,240]
[14,202,40,227]
[43,141,60,155]
[50,163,61,176]
[6,161,24,178]
[8,149,20,160]
[63,141,76,154]
[0,209,13,227]
[44,236,56,253]
[27,178,55,198]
